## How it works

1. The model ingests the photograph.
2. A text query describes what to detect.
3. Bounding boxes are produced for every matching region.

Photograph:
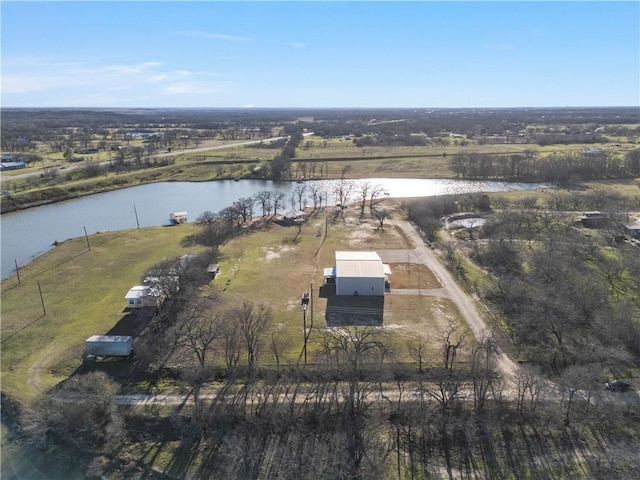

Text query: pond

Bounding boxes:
[0,178,545,278]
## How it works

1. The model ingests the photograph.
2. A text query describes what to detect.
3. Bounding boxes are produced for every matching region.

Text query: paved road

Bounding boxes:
[0,135,289,182]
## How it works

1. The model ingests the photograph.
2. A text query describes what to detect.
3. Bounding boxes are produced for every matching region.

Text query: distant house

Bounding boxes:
[625,220,640,239]
[578,211,609,228]
[125,285,161,309]
[328,251,391,296]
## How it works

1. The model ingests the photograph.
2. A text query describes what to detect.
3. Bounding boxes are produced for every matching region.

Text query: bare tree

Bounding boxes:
[231,301,271,372]
[441,319,469,370]
[26,372,123,454]
[272,191,285,215]
[174,295,220,379]
[407,335,428,373]
[308,182,326,210]
[515,366,542,416]
[369,183,388,213]
[358,180,372,218]
[333,179,354,209]
[220,315,242,372]
[269,330,288,374]
[371,207,391,230]
[233,196,255,224]
[469,335,500,413]
[293,183,307,210]
[254,190,272,216]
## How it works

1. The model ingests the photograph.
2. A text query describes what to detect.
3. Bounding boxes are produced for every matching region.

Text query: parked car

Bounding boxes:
[605,380,633,392]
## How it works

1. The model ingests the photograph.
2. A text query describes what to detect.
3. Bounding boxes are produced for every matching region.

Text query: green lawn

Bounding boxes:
[1,224,203,401]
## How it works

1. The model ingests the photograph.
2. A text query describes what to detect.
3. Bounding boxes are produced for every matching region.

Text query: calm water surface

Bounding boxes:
[1,178,545,278]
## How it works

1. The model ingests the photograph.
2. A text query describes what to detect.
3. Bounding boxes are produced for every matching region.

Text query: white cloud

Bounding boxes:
[2,56,230,105]
[174,30,251,42]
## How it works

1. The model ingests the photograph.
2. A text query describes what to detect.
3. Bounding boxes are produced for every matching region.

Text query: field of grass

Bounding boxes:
[0,224,204,401]
[1,203,469,402]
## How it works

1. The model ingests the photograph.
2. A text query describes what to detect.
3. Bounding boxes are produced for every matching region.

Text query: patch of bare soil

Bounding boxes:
[388,263,442,289]
[261,245,293,261]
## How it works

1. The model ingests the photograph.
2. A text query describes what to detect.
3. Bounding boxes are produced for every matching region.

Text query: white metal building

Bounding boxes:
[333,251,389,296]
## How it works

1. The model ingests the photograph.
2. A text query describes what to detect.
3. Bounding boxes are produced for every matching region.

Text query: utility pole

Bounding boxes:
[84,226,91,251]
[302,291,310,365]
[14,260,21,285]
[302,305,307,365]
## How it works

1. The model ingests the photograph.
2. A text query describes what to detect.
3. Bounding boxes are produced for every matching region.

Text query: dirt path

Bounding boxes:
[389,219,520,382]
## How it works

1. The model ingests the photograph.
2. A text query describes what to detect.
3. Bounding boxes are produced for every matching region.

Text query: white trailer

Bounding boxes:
[85,335,134,358]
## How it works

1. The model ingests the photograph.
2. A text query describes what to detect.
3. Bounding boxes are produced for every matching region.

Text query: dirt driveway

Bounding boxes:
[380,220,520,381]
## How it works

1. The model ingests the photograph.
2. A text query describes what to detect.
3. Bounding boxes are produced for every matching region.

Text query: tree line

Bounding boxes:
[405,191,640,378]
[451,149,640,183]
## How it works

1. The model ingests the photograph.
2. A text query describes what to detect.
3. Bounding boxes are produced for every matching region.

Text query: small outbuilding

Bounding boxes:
[125,285,161,309]
[207,263,220,278]
[625,220,640,239]
[332,251,390,296]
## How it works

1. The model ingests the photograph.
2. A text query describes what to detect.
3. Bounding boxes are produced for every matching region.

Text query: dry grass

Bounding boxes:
[388,263,442,289]
[1,225,204,401]
[1,203,467,401]
[216,204,464,363]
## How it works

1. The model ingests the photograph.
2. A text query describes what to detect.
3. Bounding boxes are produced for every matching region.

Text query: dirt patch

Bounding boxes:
[262,245,293,261]
[388,263,442,289]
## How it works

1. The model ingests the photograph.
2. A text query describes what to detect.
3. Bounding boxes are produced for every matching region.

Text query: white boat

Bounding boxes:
[169,211,188,224]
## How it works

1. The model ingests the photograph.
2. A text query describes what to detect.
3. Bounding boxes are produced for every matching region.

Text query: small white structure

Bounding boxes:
[333,251,389,296]
[169,211,188,224]
[125,285,160,309]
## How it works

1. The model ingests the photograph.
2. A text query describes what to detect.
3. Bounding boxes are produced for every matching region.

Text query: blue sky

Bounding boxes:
[1,1,638,108]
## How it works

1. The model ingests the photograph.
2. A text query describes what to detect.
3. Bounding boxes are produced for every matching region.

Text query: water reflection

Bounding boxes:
[1,178,545,278]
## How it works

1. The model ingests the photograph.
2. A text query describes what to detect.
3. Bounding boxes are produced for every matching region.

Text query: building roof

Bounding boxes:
[86,335,132,343]
[335,251,381,261]
[337,260,385,278]
[335,251,385,279]
[625,220,640,230]
[125,285,159,299]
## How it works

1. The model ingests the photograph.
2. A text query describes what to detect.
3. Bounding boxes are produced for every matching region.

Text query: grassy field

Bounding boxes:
[0,224,204,401]
[1,203,468,402]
